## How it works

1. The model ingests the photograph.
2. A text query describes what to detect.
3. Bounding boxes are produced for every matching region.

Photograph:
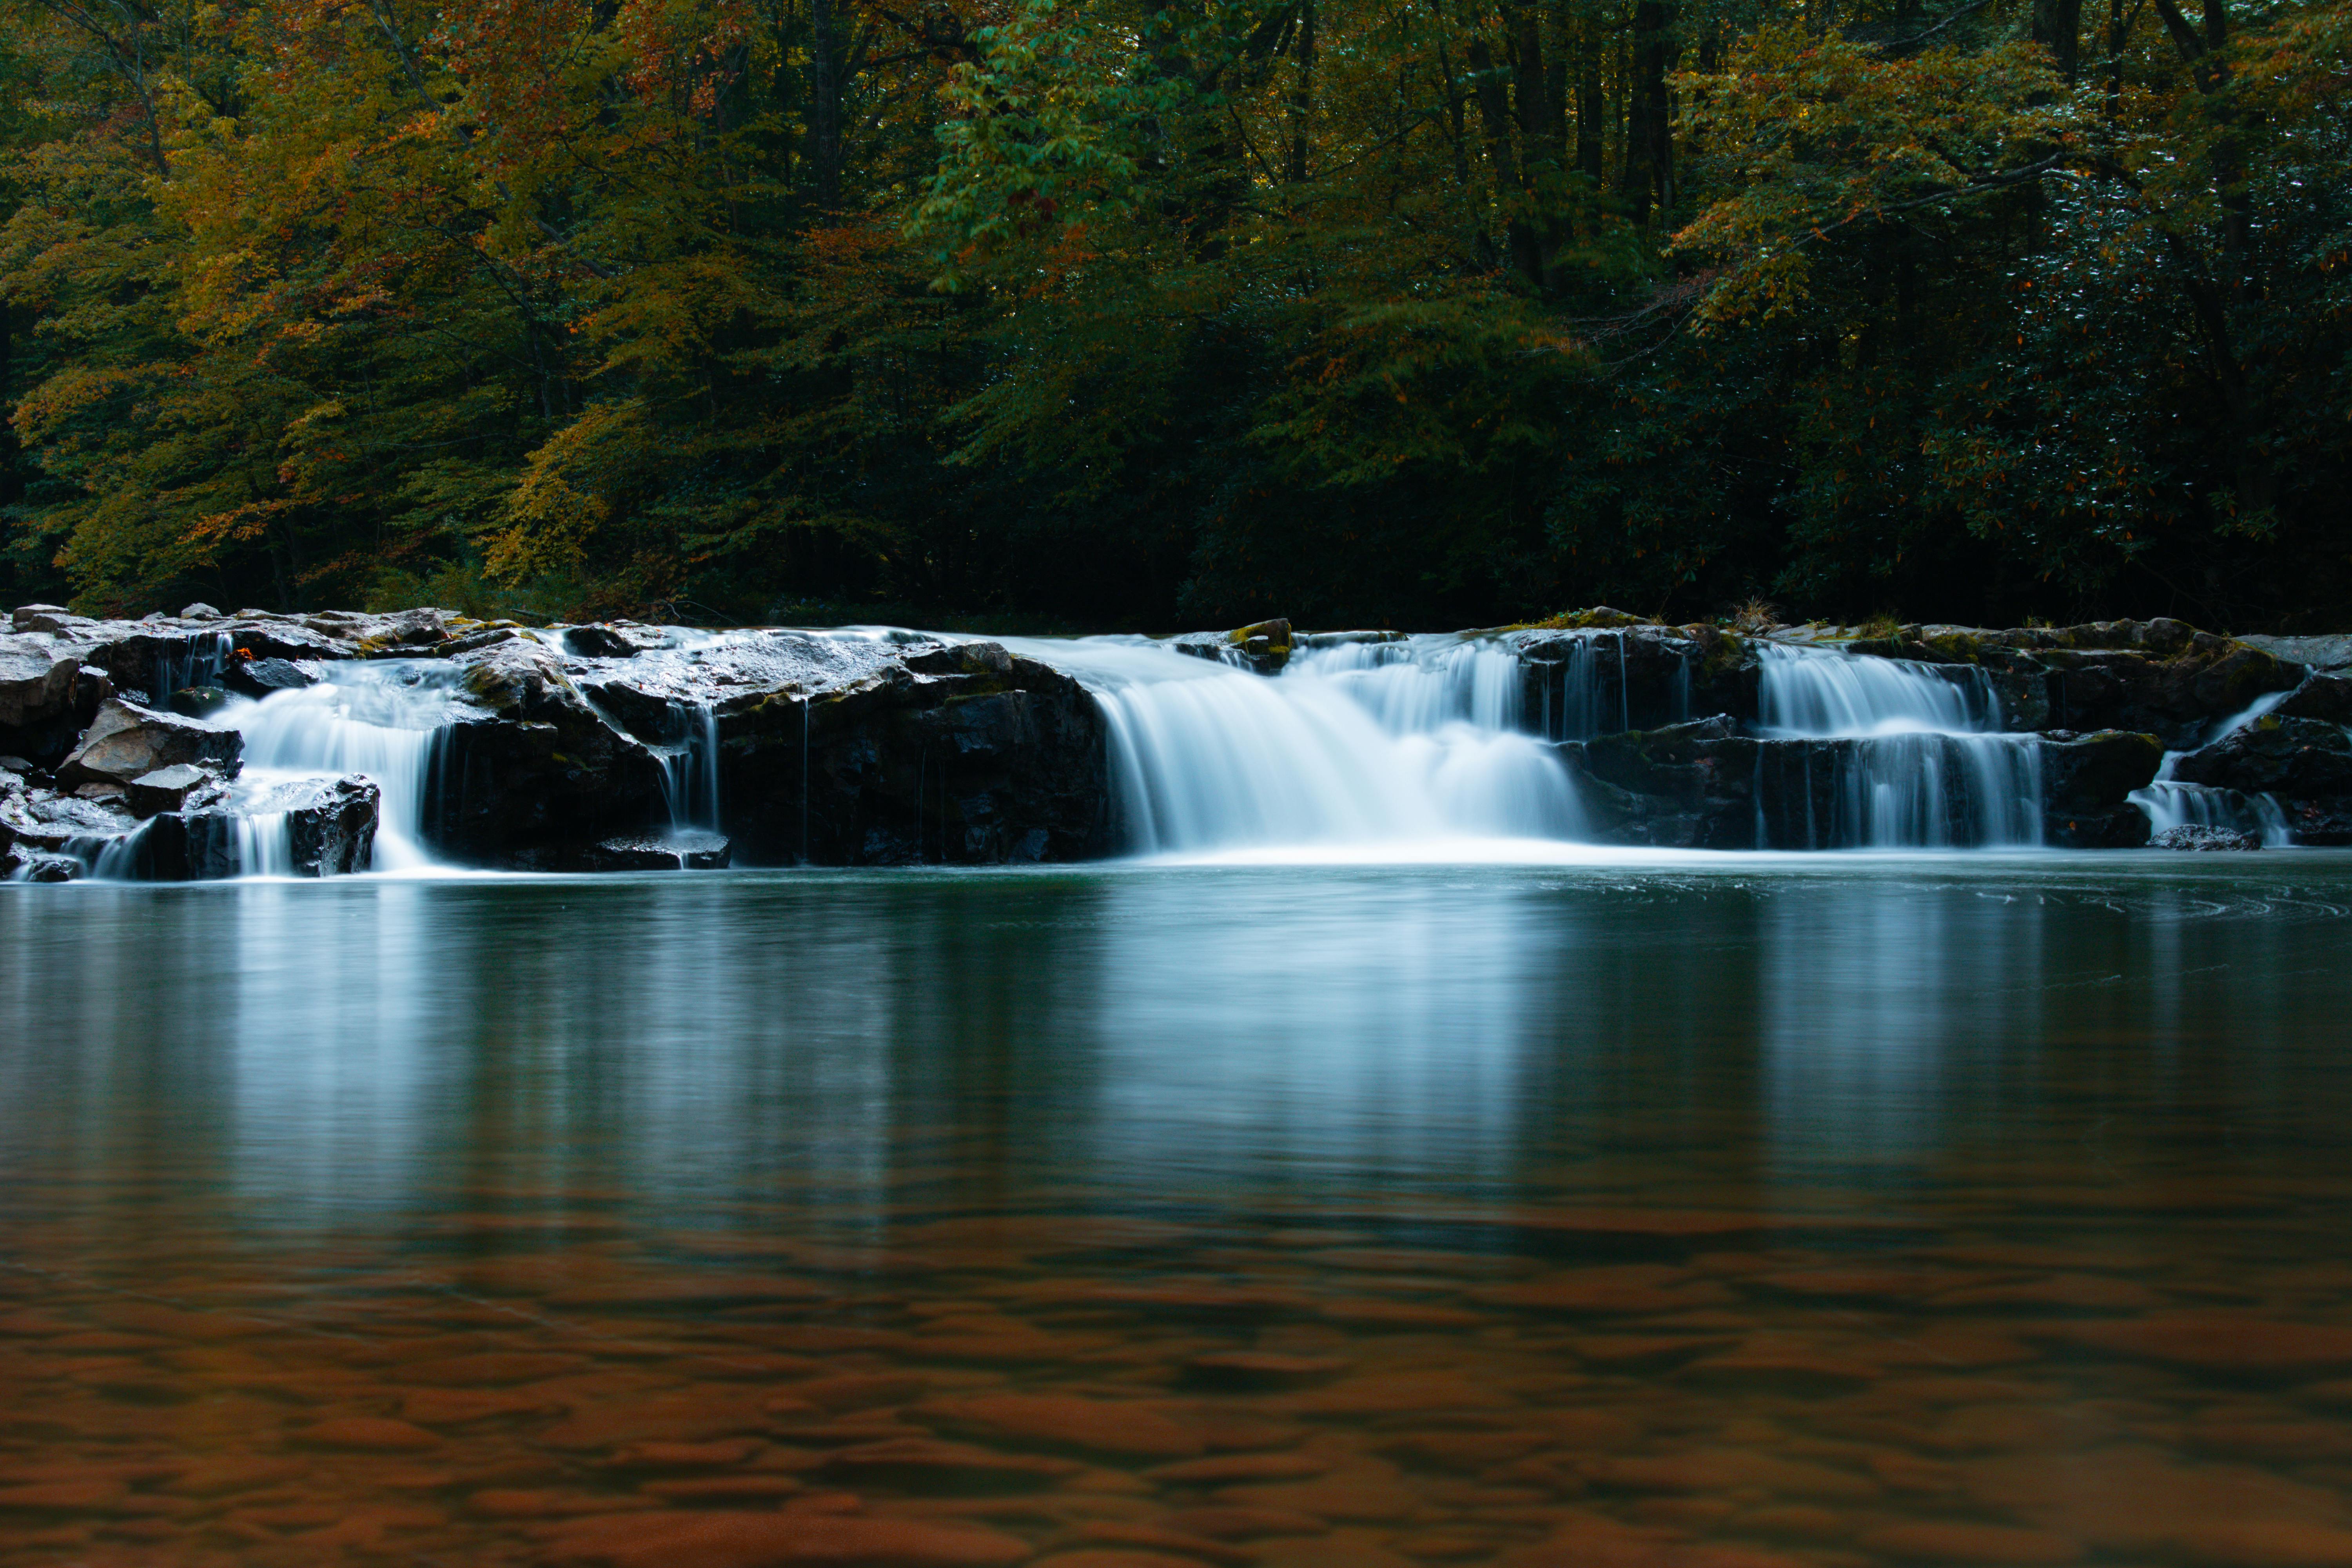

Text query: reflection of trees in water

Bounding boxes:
[0,867,2348,1269]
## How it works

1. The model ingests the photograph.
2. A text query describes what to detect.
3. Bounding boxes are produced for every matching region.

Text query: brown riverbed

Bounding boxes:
[5,859,2352,1566]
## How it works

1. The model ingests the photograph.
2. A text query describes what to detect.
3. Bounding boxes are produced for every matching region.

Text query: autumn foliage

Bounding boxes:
[0,0,2344,628]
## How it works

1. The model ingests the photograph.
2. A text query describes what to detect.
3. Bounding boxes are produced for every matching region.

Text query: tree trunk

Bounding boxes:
[811,0,844,209]
[1618,0,1675,223]
[2032,0,2083,81]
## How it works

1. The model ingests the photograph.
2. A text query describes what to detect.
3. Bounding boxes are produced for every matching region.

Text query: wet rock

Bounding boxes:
[220,656,317,699]
[2039,730,2163,848]
[0,635,85,728]
[59,699,241,788]
[711,637,1113,867]
[179,603,222,620]
[0,781,138,870]
[582,831,731,871]
[1512,626,1752,737]
[1173,619,1296,675]
[9,603,85,635]
[2277,797,2352,845]
[2033,636,2300,747]
[561,623,668,659]
[2172,715,2352,799]
[2152,824,2262,851]
[2240,632,2352,673]
[132,809,241,881]
[280,776,380,875]
[124,765,230,818]
[2274,674,2352,724]
[423,638,669,865]
[9,849,82,881]
[165,685,236,720]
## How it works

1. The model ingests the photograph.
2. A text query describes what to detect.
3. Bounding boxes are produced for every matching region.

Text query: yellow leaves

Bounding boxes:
[490,401,658,583]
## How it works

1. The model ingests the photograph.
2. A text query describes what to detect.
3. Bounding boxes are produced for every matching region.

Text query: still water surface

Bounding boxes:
[5,857,2352,1566]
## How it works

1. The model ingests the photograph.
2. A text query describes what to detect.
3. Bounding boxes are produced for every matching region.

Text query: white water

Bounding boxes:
[1752,644,2043,848]
[229,662,468,872]
[2128,689,2296,845]
[1000,637,1583,857]
[653,702,721,833]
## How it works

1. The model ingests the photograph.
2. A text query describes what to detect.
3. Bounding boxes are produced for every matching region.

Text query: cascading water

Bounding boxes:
[143,630,236,706]
[1002,636,1584,857]
[653,701,721,832]
[229,662,469,871]
[2129,689,2295,845]
[1752,644,2042,848]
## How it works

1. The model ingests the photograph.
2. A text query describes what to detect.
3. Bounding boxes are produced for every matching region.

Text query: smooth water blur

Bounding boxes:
[5,858,2352,1566]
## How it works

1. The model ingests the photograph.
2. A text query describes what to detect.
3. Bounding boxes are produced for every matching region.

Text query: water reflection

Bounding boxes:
[7,860,2352,1566]
[5,861,2352,1233]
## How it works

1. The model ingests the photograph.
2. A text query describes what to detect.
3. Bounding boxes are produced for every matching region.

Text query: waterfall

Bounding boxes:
[230,662,468,871]
[653,701,721,832]
[1003,636,1584,857]
[143,630,236,706]
[1747,644,2042,848]
[2128,689,2296,845]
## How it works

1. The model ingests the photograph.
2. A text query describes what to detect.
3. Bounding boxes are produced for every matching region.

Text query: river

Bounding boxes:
[5,856,2352,1565]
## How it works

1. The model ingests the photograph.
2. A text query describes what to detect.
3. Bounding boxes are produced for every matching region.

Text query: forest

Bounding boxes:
[0,0,2343,631]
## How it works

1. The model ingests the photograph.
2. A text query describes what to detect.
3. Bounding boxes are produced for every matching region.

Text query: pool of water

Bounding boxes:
[5,855,2352,1566]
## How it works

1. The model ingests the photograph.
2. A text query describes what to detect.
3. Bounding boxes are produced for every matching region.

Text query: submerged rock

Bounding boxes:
[2152,824,2262,851]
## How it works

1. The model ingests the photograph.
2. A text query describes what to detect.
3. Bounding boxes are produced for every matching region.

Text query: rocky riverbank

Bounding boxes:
[2,605,1111,880]
[4,602,2348,879]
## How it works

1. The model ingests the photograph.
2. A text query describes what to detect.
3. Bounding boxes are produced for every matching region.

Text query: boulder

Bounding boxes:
[0,636,84,728]
[2274,674,2352,726]
[60,699,242,787]
[422,638,668,863]
[132,809,240,880]
[1172,619,1295,675]
[0,780,138,857]
[2040,730,2164,848]
[221,656,316,699]
[125,764,231,818]
[2170,715,2352,798]
[9,605,91,635]
[713,637,1114,865]
[2240,632,2352,673]
[9,849,82,882]
[582,831,731,870]
[281,776,379,875]
[180,603,223,620]
[2152,824,2262,851]
[167,686,237,720]
[2030,636,2301,748]
[2276,797,2352,846]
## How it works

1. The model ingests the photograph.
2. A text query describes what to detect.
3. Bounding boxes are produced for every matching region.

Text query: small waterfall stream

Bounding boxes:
[1014,632,2056,857]
[230,662,468,871]
[1751,644,2044,848]
[1001,637,1584,857]
[2127,689,2296,845]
